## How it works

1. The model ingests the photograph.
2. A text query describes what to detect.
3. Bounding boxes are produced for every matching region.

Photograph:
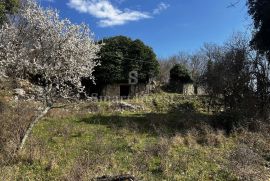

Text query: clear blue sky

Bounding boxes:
[40,0,251,58]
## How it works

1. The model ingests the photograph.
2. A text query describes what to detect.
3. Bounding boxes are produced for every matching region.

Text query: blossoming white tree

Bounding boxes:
[0,0,100,150]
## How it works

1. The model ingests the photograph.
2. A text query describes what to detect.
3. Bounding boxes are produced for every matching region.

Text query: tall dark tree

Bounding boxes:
[169,64,192,92]
[247,0,270,58]
[94,36,159,85]
[0,0,19,25]
[169,64,192,84]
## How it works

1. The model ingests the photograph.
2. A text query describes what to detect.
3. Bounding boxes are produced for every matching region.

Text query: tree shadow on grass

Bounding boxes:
[79,111,215,137]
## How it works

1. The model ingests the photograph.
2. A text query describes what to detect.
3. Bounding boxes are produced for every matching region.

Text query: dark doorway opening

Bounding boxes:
[120,85,130,97]
[194,85,198,95]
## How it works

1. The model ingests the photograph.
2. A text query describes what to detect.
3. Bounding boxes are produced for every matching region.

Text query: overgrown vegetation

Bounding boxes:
[0,0,270,180]
[158,33,270,123]
[0,91,269,180]
[168,64,193,92]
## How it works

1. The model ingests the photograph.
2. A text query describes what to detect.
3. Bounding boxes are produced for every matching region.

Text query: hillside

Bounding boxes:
[1,0,270,180]
[1,90,269,180]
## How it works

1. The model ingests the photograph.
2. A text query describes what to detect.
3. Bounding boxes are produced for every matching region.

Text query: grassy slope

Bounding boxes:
[1,93,269,180]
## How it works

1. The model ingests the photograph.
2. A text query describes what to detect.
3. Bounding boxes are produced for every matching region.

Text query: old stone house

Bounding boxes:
[100,81,156,98]
[176,83,207,96]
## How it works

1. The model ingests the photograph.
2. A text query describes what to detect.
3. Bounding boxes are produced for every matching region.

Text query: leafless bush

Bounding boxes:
[17,136,48,168]
[0,100,37,165]
[196,125,227,147]
[228,144,269,181]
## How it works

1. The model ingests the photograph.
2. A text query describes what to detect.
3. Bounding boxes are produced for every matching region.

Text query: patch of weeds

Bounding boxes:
[227,144,268,181]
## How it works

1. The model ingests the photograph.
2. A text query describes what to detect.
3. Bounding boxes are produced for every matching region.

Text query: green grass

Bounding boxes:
[15,114,235,180]
[1,93,269,180]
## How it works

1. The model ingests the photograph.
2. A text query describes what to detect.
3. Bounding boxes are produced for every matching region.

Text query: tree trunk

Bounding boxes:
[18,106,51,152]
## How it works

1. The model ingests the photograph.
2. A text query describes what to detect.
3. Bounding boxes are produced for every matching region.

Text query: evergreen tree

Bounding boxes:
[94,36,159,85]
[247,0,270,59]
[169,64,192,84]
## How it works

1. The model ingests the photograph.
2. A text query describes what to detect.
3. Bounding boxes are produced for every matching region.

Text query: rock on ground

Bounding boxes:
[96,175,136,181]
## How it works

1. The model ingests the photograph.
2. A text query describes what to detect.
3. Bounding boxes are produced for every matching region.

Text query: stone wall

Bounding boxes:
[101,84,120,98]
[196,86,207,95]
[101,83,206,97]
[183,84,195,95]
[101,83,151,98]
[130,84,150,96]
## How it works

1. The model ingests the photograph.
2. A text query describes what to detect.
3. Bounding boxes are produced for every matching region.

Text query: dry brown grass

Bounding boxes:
[228,144,268,181]
[0,98,39,165]
[0,85,270,180]
[227,128,270,181]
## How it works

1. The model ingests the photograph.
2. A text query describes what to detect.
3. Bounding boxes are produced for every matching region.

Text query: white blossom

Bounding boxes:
[0,0,100,103]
